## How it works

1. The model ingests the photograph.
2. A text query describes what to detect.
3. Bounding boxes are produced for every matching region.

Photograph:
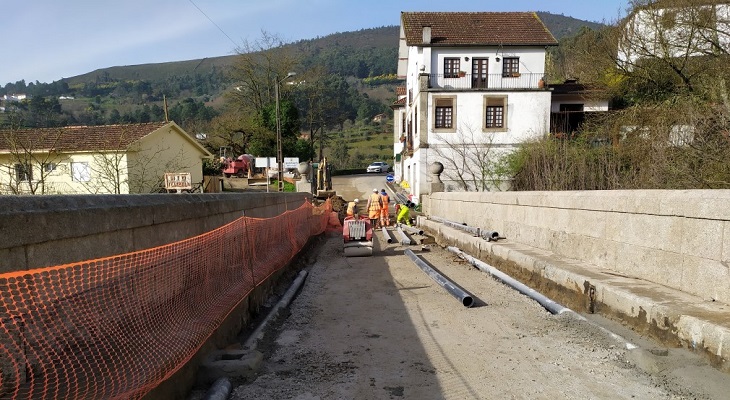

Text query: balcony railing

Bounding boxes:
[427,72,546,91]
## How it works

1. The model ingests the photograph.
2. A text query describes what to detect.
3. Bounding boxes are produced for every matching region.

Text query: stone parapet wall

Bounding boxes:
[0,193,311,273]
[423,190,730,304]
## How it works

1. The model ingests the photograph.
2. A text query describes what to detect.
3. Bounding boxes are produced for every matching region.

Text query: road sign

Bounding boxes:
[386,174,394,183]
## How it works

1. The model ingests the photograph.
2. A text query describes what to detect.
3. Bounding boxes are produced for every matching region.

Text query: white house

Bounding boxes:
[394,11,558,199]
[618,0,730,68]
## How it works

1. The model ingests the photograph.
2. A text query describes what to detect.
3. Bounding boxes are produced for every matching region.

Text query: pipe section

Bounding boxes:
[429,215,480,236]
[405,249,474,308]
[401,225,424,236]
[447,247,567,314]
[202,377,232,400]
[429,215,499,240]
[481,231,500,241]
[243,270,308,350]
[381,226,393,243]
[447,248,638,349]
[396,225,412,245]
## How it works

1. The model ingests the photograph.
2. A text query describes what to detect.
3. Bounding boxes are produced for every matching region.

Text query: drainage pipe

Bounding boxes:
[446,247,637,349]
[243,270,308,351]
[447,246,566,314]
[396,225,411,245]
[429,216,480,236]
[401,225,423,236]
[381,226,392,243]
[481,231,500,241]
[202,377,232,400]
[405,249,474,308]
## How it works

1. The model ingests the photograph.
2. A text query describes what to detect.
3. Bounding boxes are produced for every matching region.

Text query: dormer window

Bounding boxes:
[444,58,460,78]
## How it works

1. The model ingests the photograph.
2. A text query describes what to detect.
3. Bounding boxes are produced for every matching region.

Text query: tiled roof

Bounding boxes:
[401,12,557,46]
[396,86,407,96]
[391,97,407,108]
[0,122,169,152]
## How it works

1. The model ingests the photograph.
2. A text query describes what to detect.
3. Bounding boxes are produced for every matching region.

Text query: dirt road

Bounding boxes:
[221,175,730,399]
[226,232,728,399]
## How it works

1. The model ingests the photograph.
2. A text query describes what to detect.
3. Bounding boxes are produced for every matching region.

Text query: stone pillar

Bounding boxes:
[296,162,312,193]
[428,162,444,193]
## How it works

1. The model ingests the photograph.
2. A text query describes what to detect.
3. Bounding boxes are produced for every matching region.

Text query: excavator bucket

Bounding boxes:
[343,216,373,257]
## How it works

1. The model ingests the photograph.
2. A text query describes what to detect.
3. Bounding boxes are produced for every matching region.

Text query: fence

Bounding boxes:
[0,198,332,399]
[427,72,545,90]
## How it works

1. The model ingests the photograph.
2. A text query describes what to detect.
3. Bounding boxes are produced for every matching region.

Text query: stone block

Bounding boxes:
[680,218,723,261]
[680,255,730,303]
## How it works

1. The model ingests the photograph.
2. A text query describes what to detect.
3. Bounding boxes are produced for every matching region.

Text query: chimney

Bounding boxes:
[422,26,431,44]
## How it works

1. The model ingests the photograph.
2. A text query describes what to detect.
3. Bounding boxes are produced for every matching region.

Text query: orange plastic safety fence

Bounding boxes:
[0,198,332,400]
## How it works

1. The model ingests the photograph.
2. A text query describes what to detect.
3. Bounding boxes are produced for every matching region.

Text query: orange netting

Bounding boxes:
[0,198,332,399]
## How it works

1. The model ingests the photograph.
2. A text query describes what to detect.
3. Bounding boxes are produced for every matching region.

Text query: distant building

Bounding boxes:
[2,94,27,102]
[0,121,213,195]
[372,113,387,122]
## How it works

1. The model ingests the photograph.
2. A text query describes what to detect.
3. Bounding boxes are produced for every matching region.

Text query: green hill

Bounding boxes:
[59,13,599,90]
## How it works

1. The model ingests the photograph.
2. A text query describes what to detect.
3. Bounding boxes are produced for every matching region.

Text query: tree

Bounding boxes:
[226,31,301,158]
[0,125,66,194]
[430,122,505,191]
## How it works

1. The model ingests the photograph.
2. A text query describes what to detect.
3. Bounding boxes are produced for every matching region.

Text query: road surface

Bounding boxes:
[223,174,729,399]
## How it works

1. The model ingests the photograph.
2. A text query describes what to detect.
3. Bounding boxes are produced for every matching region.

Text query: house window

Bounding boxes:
[44,162,58,173]
[444,58,460,78]
[71,162,91,182]
[484,96,508,130]
[502,57,520,77]
[434,97,456,131]
[14,163,32,182]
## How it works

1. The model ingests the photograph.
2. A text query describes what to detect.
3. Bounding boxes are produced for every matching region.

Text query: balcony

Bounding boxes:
[426,72,546,91]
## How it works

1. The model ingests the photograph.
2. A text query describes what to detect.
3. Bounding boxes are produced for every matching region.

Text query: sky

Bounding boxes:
[1,0,631,86]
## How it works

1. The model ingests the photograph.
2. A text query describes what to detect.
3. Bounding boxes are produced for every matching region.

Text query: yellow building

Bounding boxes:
[0,121,213,194]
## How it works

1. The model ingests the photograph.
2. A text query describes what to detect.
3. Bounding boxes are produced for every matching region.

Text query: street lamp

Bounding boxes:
[275,72,297,192]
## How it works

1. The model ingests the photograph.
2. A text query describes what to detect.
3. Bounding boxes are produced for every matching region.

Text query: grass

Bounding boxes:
[324,129,394,166]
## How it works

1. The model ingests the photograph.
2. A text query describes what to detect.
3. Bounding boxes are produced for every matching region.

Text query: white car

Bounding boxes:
[366,161,389,173]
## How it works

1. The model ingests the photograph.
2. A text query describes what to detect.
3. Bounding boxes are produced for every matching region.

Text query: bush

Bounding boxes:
[202,158,222,176]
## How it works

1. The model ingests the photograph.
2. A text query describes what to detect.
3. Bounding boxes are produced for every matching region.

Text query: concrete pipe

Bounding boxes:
[481,231,500,241]
[396,225,412,245]
[401,225,423,236]
[405,249,474,308]
[344,245,373,257]
[381,226,393,243]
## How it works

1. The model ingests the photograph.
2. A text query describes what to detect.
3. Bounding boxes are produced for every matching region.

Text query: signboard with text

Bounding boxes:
[164,173,192,191]
[284,157,300,169]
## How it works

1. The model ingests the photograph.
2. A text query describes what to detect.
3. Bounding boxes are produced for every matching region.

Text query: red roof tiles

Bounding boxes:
[401,12,557,46]
[0,122,169,152]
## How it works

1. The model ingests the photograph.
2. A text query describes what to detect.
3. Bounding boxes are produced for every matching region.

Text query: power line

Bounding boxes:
[187,0,239,49]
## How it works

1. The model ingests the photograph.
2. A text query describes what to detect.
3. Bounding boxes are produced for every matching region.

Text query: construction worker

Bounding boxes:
[379,189,390,227]
[397,201,414,226]
[366,188,382,228]
[346,198,359,217]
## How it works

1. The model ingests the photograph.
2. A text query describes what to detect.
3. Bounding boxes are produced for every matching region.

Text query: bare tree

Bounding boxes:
[430,122,505,191]
[0,127,66,195]
[616,0,730,95]
[227,31,299,118]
